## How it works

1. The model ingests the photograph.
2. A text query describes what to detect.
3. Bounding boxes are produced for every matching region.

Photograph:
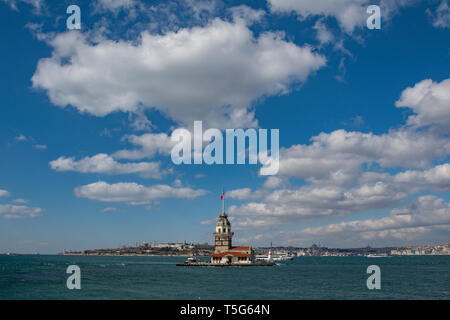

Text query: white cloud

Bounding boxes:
[227,188,263,200]
[313,18,334,46]
[13,198,28,204]
[228,5,265,23]
[74,181,207,204]
[113,133,173,160]
[0,189,10,197]
[49,153,168,178]
[393,163,450,192]
[291,195,450,245]
[263,176,283,189]
[15,134,27,141]
[269,128,450,182]
[268,0,369,33]
[50,132,176,179]
[186,0,222,20]
[395,78,450,130]
[1,0,43,12]
[95,0,138,11]
[32,18,326,128]
[33,144,47,150]
[335,57,347,83]
[231,162,450,229]
[427,0,450,28]
[333,38,353,57]
[128,110,153,131]
[200,217,217,225]
[94,0,222,28]
[268,0,413,34]
[100,207,118,213]
[233,195,450,247]
[0,204,44,219]
[231,79,450,235]
[257,79,450,190]
[229,182,408,226]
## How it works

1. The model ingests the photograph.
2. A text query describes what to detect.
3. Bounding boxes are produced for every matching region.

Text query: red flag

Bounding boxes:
[220,195,224,200]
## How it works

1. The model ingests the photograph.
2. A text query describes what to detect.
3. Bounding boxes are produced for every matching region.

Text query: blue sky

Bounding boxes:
[0,0,449,253]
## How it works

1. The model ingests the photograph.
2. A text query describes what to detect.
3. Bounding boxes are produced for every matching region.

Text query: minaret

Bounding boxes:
[213,189,234,253]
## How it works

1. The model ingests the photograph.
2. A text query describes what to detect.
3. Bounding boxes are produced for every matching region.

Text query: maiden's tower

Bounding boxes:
[210,190,254,264]
[177,190,274,266]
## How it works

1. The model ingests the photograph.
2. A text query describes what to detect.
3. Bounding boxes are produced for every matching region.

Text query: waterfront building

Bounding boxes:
[210,190,254,264]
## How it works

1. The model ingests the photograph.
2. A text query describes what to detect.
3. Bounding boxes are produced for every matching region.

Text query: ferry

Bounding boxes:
[366,253,388,258]
[255,250,294,261]
[272,254,294,261]
[184,257,197,263]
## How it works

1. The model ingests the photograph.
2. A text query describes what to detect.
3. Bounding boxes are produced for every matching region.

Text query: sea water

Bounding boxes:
[0,255,449,299]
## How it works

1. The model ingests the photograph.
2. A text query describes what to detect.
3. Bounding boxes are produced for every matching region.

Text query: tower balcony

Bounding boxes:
[213,232,234,237]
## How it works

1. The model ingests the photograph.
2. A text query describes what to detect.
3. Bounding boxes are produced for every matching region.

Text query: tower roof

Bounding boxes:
[216,213,231,227]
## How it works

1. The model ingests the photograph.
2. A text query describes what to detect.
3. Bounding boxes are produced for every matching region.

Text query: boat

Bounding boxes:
[255,250,294,261]
[184,257,197,263]
[366,253,388,258]
[272,253,294,261]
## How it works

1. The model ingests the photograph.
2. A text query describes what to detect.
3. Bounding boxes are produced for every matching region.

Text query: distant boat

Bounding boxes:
[272,254,294,261]
[366,253,388,258]
[256,251,294,261]
[184,257,197,264]
[4,253,21,256]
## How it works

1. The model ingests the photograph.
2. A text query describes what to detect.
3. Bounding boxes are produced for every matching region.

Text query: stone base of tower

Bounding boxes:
[213,232,233,253]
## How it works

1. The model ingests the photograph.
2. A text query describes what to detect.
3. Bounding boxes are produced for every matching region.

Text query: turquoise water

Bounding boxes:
[0,255,449,299]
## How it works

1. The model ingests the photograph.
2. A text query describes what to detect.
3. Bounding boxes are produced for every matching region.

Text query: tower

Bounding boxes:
[213,189,234,253]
